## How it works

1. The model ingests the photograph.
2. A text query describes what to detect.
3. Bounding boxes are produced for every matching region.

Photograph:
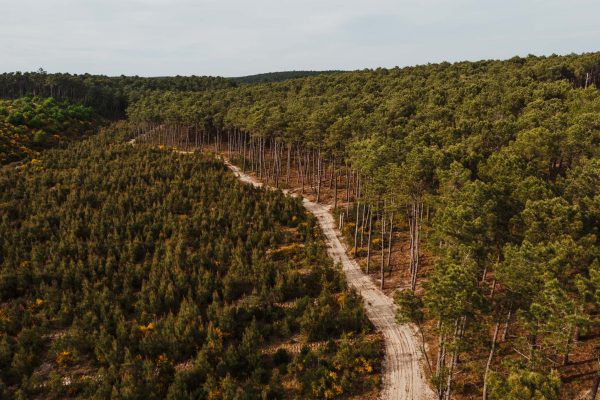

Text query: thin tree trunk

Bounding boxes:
[414,201,422,289]
[444,317,465,400]
[502,308,512,342]
[353,200,361,257]
[345,164,351,214]
[333,159,338,209]
[366,205,373,274]
[409,202,415,290]
[316,149,322,202]
[286,142,291,185]
[436,329,447,398]
[297,146,304,194]
[242,131,247,172]
[482,322,501,400]
[329,157,334,189]
[387,213,394,277]
[381,206,386,290]
[360,201,368,246]
[416,322,433,376]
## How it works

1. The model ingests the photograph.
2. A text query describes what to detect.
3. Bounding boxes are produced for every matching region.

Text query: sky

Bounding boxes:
[1,0,599,77]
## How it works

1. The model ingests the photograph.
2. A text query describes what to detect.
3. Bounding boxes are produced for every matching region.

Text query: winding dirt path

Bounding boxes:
[224,160,435,400]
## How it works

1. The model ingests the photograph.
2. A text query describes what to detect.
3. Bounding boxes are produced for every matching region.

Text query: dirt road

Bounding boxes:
[225,160,435,400]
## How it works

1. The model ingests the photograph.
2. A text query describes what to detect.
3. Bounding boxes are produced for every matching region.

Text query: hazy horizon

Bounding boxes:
[2,0,599,77]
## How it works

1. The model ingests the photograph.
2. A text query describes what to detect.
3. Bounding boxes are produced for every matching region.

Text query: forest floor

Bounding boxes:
[223,158,436,400]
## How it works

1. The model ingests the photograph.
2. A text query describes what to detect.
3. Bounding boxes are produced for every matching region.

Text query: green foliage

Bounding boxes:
[291,335,380,399]
[300,289,369,341]
[0,96,96,164]
[487,368,561,400]
[0,71,236,118]
[395,289,424,325]
[0,130,377,398]
[231,70,342,84]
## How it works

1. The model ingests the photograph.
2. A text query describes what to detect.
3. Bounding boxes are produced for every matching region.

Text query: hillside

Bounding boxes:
[0,126,380,399]
[126,51,600,399]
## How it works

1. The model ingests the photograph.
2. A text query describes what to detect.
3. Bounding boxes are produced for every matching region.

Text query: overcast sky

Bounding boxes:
[1,0,599,77]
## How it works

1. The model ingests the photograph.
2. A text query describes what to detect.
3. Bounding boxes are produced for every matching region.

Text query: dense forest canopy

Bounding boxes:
[0,126,380,399]
[230,71,343,84]
[0,71,236,119]
[125,51,600,399]
[0,96,97,165]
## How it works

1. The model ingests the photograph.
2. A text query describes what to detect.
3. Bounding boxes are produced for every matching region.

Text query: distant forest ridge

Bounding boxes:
[229,70,344,84]
[1,51,599,119]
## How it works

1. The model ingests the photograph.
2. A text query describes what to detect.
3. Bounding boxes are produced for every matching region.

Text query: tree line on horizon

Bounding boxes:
[0,70,236,119]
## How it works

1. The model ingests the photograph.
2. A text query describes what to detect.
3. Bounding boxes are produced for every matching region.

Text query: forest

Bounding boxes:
[230,71,342,84]
[0,71,235,119]
[123,51,600,399]
[0,126,380,399]
[2,50,600,399]
[0,96,97,165]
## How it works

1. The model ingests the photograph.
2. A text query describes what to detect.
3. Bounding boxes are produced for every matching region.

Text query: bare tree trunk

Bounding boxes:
[297,146,304,194]
[353,201,361,257]
[366,205,373,274]
[481,264,488,286]
[490,279,497,299]
[316,149,322,203]
[444,317,466,400]
[217,128,221,153]
[286,142,291,185]
[502,308,512,342]
[387,213,394,277]
[482,322,501,400]
[333,158,338,209]
[258,137,263,178]
[585,72,591,89]
[353,177,361,256]
[381,206,386,290]
[417,321,433,375]
[409,202,415,290]
[329,157,334,189]
[242,131,247,172]
[274,140,280,188]
[360,201,368,247]
[436,329,447,399]
[411,200,422,291]
[346,163,351,214]
[309,150,314,191]
[415,201,422,288]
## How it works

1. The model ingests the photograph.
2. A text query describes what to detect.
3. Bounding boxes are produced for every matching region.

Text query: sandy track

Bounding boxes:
[224,160,435,400]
